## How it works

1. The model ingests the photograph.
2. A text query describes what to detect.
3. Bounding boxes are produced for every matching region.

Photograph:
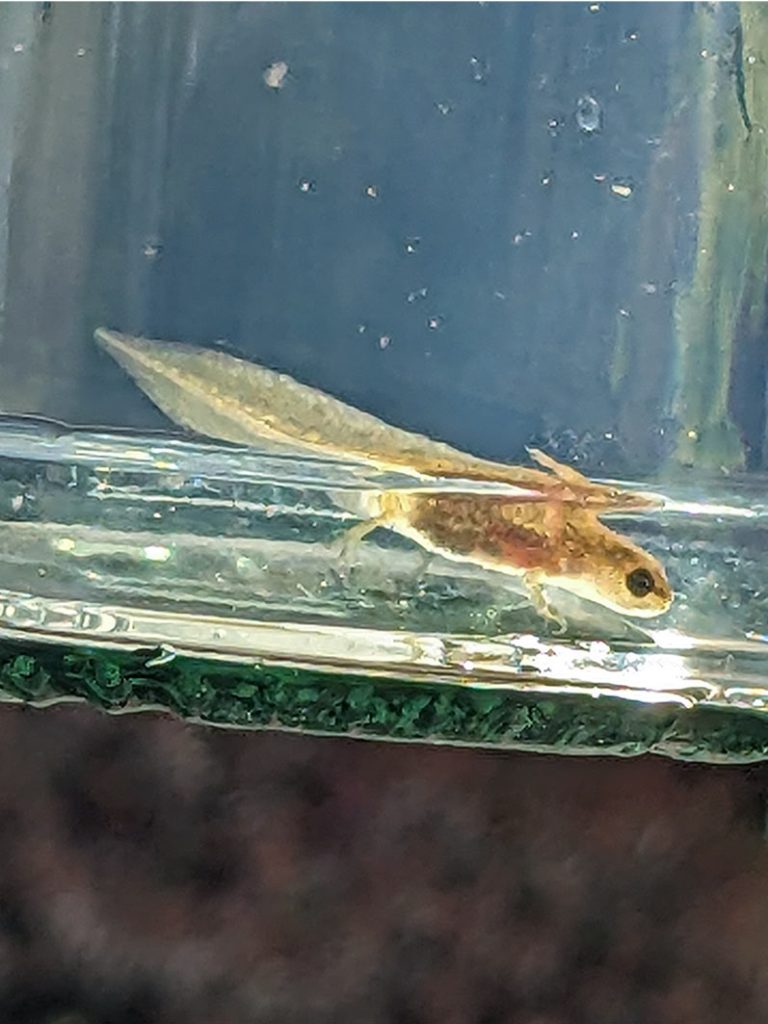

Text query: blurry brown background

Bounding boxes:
[0,705,766,1024]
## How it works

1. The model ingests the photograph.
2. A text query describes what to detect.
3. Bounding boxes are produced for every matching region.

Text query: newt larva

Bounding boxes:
[95,328,673,621]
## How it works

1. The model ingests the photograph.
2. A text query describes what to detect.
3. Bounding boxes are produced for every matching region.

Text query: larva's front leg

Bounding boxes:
[523,571,568,634]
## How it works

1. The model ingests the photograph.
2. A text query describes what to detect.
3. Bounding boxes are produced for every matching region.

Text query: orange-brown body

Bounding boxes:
[368,490,672,619]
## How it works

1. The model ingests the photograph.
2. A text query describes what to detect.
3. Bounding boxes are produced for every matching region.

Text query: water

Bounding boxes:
[0,3,766,740]
[0,416,766,716]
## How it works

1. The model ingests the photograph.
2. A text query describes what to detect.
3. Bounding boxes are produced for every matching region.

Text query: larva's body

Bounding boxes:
[361,489,671,619]
[95,328,673,620]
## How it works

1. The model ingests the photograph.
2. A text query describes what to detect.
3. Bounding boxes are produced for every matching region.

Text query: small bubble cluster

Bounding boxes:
[469,56,490,83]
[575,94,602,134]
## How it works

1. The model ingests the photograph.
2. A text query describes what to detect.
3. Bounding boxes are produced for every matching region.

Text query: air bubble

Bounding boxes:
[576,94,602,134]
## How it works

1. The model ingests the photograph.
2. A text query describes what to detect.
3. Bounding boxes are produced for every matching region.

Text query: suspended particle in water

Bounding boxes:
[576,93,602,134]
[427,315,444,331]
[364,184,379,199]
[435,101,452,115]
[378,334,391,349]
[12,43,24,54]
[298,178,316,193]
[407,287,428,303]
[540,171,553,186]
[588,3,600,11]
[469,56,490,83]
[76,47,87,57]
[547,116,564,138]
[263,60,289,90]
[624,29,639,42]
[357,323,367,334]
[610,179,633,198]
[404,236,421,254]
[640,281,657,295]
[142,240,163,260]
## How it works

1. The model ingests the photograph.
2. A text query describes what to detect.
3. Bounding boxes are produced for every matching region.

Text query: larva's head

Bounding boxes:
[552,520,673,619]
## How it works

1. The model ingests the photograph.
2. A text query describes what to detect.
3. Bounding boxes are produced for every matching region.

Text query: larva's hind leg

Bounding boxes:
[413,547,436,580]
[333,516,387,570]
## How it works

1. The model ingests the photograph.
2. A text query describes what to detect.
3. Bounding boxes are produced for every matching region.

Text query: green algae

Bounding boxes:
[670,3,768,471]
[1,638,768,763]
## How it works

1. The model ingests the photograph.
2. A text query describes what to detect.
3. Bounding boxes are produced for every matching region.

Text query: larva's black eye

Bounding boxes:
[626,567,655,598]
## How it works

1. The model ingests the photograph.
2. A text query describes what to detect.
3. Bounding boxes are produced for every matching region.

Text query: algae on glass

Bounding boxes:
[670,3,768,471]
